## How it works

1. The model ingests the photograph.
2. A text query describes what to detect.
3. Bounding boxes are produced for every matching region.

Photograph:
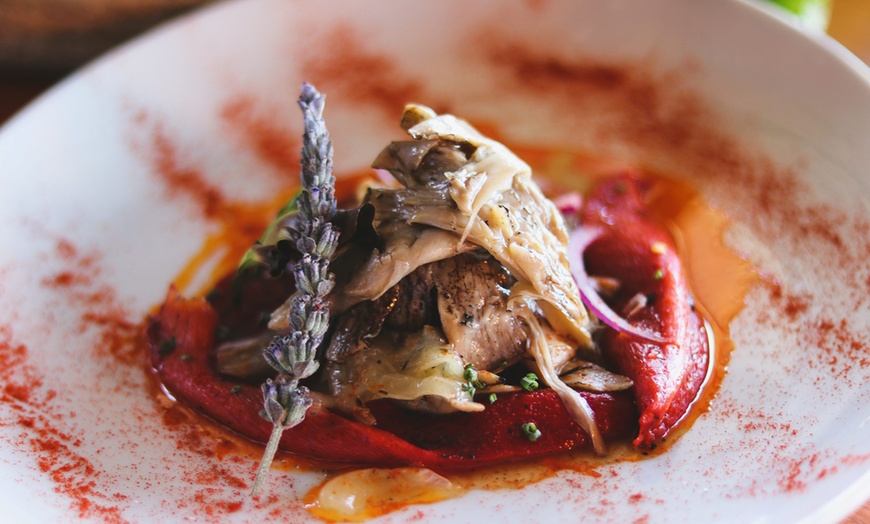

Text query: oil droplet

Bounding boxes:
[304,468,463,522]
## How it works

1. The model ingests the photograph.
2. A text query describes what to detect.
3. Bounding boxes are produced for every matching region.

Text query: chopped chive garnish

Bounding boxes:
[231,385,242,395]
[463,363,478,383]
[489,393,497,404]
[520,373,539,391]
[522,422,541,442]
[653,269,664,280]
[180,354,192,361]
[462,363,485,396]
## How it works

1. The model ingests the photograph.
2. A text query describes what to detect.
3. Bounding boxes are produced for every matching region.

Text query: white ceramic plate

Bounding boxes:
[2,0,870,522]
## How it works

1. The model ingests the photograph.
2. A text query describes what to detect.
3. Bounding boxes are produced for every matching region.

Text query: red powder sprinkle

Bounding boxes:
[0,324,127,523]
[149,124,228,220]
[56,239,78,259]
[761,279,870,381]
[41,239,141,367]
[476,36,870,498]
[133,110,289,253]
[523,0,550,12]
[841,453,870,466]
[220,95,300,176]
[485,44,707,151]
[780,452,822,493]
[301,26,427,116]
[22,233,305,522]
[160,405,305,520]
[494,48,629,91]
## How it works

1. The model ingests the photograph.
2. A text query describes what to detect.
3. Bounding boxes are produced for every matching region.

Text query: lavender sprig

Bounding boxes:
[251,84,338,497]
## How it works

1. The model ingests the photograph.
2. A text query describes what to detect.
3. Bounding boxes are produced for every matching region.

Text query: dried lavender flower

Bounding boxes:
[251,83,338,497]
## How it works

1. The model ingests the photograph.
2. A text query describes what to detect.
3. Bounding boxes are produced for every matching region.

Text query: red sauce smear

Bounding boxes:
[0,241,133,523]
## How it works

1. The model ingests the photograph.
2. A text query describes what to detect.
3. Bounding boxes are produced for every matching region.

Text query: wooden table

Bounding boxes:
[1,1,869,522]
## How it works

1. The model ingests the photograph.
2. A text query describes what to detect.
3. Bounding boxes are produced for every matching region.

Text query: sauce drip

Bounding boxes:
[645,176,758,422]
[168,191,291,295]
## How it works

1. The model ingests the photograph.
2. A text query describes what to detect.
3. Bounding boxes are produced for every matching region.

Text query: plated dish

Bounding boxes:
[146,88,728,499]
[1,0,870,523]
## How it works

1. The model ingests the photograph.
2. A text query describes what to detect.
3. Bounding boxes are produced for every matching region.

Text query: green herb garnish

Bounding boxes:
[461,363,485,397]
[520,373,539,391]
[522,422,541,442]
[463,363,479,383]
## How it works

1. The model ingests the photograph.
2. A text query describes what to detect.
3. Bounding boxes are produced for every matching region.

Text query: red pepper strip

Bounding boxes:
[368,390,636,465]
[148,287,637,470]
[580,173,709,450]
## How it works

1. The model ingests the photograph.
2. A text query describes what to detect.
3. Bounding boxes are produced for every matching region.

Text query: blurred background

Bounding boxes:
[0,0,219,124]
[0,0,867,126]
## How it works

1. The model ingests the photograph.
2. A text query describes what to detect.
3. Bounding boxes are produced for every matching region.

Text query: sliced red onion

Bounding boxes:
[566,226,667,344]
[553,191,583,215]
[373,168,398,185]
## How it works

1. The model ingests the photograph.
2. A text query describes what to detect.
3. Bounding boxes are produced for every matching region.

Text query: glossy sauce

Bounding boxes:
[164,149,756,521]
[645,176,757,426]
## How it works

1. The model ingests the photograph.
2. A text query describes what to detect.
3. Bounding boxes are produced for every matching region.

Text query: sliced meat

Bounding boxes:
[383,264,438,332]
[327,265,437,363]
[432,254,527,371]
[333,222,475,313]
[326,252,531,421]
[325,284,398,363]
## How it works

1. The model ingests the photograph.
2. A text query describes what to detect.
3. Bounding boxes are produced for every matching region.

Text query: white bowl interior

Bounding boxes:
[0,0,869,522]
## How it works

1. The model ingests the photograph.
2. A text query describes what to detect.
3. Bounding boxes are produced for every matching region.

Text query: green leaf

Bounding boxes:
[763,0,831,29]
[237,188,302,273]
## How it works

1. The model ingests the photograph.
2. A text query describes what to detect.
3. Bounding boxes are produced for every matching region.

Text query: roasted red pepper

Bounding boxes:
[581,173,709,450]
[148,286,637,469]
